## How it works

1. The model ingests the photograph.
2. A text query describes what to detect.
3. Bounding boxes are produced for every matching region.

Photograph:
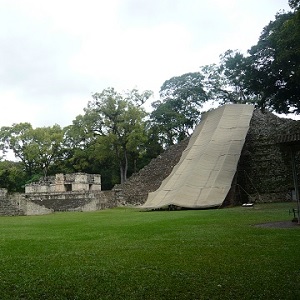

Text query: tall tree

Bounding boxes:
[84,87,151,184]
[289,0,300,10]
[151,72,207,146]
[202,6,300,115]
[62,113,98,173]
[199,50,261,107]
[0,123,37,176]
[31,125,64,178]
[247,9,300,113]
[0,123,64,178]
[0,160,27,192]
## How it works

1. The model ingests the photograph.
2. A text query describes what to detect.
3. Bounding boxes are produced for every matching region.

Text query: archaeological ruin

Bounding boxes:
[25,173,102,194]
[0,173,115,216]
[1,104,300,215]
[114,107,300,208]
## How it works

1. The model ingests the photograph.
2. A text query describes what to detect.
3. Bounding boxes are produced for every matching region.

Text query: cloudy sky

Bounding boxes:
[0,0,291,128]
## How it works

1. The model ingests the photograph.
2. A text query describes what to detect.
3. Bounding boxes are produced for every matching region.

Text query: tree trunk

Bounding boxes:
[119,149,128,184]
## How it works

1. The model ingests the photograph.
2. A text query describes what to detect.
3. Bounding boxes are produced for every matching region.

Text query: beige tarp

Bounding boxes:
[142,104,254,209]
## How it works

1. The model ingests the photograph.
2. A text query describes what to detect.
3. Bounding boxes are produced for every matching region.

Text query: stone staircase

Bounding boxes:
[0,189,24,216]
[113,138,190,206]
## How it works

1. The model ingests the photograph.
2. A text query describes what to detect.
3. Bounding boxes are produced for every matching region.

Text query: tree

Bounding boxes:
[0,123,37,177]
[0,123,64,179]
[199,50,261,107]
[246,10,300,113]
[150,99,190,146]
[151,72,208,146]
[61,113,99,173]
[0,160,27,192]
[83,87,151,184]
[289,0,300,10]
[31,125,64,178]
[202,7,300,114]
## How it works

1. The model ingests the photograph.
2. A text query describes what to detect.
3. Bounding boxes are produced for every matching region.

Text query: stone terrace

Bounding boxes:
[113,138,190,206]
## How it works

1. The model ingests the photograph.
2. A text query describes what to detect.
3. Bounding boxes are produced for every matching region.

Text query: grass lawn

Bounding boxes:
[0,202,299,300]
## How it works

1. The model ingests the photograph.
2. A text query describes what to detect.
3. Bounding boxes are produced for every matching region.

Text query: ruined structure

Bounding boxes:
[25,173,101,194]
[235,109,300,203]
[113,139,190,206]
[114,108,300,207]
[1,173,115,215]
[24,173,116,212]
[142,104,254,209]
[0,187,52,216]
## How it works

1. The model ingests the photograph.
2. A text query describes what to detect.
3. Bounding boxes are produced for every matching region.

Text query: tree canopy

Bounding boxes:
[289,0,300,10]
[150,72,208,145]
[79,87,151,183]
[200,51,257,106]
[245,10,300,113]
[199,6,300,114]
[0,123,64,178]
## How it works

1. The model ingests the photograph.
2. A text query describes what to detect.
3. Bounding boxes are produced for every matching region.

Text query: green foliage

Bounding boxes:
[151,72,207,146]
[0,122,35,175]
[66,87,152,184]
[0,203,298,299]
[159,72,207,104]
[289,0,300,10]
[136,125,164,169]
[0,160,27,192]
[89,88,149,183]
[247,10,300,113]
[32,124,64,178]
[0,123,64,178]
[205,51,258,104]
[202,8,300,115]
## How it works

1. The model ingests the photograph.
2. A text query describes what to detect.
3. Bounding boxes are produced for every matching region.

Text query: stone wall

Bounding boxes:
[27,191,114,212]
[236,110,300,203]
[0,188,52,216]
[25,173,101,194]
[113,138,190,206]
[0,189,115,216]
[0,188,24,216]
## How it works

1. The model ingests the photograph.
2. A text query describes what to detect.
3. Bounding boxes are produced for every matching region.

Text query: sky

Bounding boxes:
[0,0,292,128]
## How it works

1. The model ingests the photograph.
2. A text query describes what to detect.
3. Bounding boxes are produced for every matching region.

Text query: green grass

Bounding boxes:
[0,203,299,300]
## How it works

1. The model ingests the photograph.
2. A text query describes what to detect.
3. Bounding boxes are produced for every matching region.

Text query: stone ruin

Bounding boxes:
[1,173,116,216]
[25,173,101,194]
[0,188,7,198]
[113,109,300,207]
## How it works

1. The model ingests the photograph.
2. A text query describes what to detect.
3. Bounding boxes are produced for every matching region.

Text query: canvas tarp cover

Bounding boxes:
[142,104,254,209]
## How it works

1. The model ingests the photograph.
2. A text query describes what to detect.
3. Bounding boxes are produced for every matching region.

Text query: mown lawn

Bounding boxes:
[0,202,299,300]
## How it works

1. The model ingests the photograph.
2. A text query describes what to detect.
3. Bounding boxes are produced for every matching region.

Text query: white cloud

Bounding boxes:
[1,90,42,125]
[0,0,292,128]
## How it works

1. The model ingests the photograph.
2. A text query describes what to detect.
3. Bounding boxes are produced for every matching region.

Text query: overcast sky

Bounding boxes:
[0,0,291,128]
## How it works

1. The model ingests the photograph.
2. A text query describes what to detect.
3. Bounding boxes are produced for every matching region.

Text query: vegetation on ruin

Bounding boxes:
[0,202,299,299]
[0,0,299,191]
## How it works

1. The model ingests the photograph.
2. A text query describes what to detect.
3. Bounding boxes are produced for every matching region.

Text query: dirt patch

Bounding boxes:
[254,221,300,228]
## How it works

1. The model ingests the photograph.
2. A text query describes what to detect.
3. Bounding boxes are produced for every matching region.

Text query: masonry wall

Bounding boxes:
[0,188,52,216]
[25,173,102,194]
[113,138,190,206]
[0,188,24,216]
[27,191,115,212]
[236,110,300,203]
[0,189,115,216]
